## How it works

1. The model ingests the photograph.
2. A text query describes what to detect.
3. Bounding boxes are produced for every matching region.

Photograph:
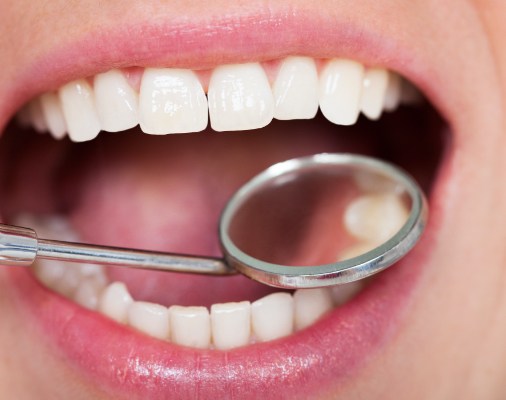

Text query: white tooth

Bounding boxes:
[139,68,207,135]
[59,79,101,142]
[337,241,378,261]
[208,63,274,131]
[319,59,365,126]
[210,301,251,350]
[169,306,211,349]
[352,170,401,194]
[33,259,66,287]
[360,68,388,120]
[28,98,48,133]
[53,265,83,297]
[128,301,170,340]
[401,79,423,105]
[272,56,319,120]
[383,72,402,112]
[98,282,133,323]
[293,288,333,331]
[74,276,106,310]
[94,70,139,132]
[251,292,294,342]
[344,193,409,244]
[40,92,67,139]
[331,281,364,306]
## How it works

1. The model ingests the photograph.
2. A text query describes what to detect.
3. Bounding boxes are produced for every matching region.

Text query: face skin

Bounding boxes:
[1,0,506,399]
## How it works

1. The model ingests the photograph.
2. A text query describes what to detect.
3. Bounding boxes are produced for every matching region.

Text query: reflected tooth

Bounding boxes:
[98,282,133,323]
[33,259,66,287]
[40,92,67,139]
[331,281,364,306]
[360,68,388,120]
[169,306,211,349]
[139,68,208,135]
[343,193,409,243]
[272,56,319,120]
[28,98,48,133]
[208,63,274,131]
[319,59,365,126]
[210,301,251,350]
[59,79,101,142]
[251,292,294,342]
[337,241,378,261]
[293,288,333,331]
[128,301,170,340]
[94,70,139,132]
[384,72,402,112]
[74,276,106,310]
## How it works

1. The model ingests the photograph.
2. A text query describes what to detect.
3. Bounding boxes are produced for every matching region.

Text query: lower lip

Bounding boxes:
[5,226,433,399]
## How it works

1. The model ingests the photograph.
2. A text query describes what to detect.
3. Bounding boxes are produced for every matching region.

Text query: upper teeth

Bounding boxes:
[17,56,421,142]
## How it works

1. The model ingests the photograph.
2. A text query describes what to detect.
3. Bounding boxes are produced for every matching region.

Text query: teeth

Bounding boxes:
[383,72,402,112]
[251,292,294,342]
[319,59,365,126]
[139,68,208,135]
[169,306,211,349]
[28,98,47,133]
[94,70,139,132]
[360,68,389,120]
[74,276,106,310]
[210,301,251,350]
[40,92,67,140]
[272,56,319,120]
[337,241,378,261]
[128,301,170,340]
[98,282,134,323]
[59,79,101,142]
[33,259,67,287]
[293,288,333,331]
[208,63,274,131]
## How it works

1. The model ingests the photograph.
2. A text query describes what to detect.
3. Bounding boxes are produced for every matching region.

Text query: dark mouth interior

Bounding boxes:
[0,103,446,306]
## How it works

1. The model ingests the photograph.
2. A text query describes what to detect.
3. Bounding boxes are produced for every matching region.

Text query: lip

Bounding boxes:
[0,1,490,399]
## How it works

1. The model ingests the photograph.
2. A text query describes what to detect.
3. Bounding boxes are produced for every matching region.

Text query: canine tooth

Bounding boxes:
[59,79,101,142]
[169,306,211,349]
[210,301,251,350]
[331,281,364,306]
[28,98,48,133]
[40,93,67,139]
[361,68,388,120]
[33,259,66,287]
[384,72,402,112]
[319,59,365,126]
[272,56,319,120]
[74,276,106,310]
[98,282,133,323]
[94,70,139,132]
[251,292,294,342]
[128,301,170,340]
[343,193,409,243]
[208,63,274,131]
[293,288,333,331]
[139,68,208,135]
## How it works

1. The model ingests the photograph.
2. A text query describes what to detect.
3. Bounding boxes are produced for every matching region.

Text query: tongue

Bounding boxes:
[57,119,352,306]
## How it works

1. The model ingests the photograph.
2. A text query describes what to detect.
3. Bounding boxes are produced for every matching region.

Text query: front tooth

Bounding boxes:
[331,281,364,306]
[98,282,134,323]
[40,92,67,139]
[210,301,251,350]
[383,72,402,112]
[319,59,365,126]
[139,68,208,135]
[293,288,334,331]
[251,292,294,342]
[74,276,106,310]
[272,56,319,120]
[28,98,48,133]
[128,301,170,340]
[208,63,274,131]
[94,70,139,132]
[59,79,101,142]
[343,193,409,243]
[169,306,211,349]
[360,68,388,120]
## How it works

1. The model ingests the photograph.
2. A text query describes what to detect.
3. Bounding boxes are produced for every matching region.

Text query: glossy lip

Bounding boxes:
[0,2,469,399]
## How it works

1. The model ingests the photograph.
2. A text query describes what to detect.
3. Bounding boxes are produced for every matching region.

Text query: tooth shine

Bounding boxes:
[20,56,419,141]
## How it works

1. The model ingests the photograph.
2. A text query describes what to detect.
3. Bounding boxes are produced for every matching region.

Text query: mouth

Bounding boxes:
[0,3,482,399]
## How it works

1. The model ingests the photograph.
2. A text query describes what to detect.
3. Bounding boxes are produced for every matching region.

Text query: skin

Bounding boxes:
[1,0,506,398]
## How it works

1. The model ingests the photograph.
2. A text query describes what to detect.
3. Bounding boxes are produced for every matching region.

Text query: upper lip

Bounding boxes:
[0,1,488,399]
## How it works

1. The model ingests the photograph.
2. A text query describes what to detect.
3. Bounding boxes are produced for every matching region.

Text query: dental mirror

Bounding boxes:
[0,153,427,289]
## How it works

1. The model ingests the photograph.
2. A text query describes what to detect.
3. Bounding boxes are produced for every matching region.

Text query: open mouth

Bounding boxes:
[0,4,477,399]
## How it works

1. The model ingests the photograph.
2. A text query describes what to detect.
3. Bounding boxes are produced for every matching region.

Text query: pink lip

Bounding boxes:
[0,3,459,399]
